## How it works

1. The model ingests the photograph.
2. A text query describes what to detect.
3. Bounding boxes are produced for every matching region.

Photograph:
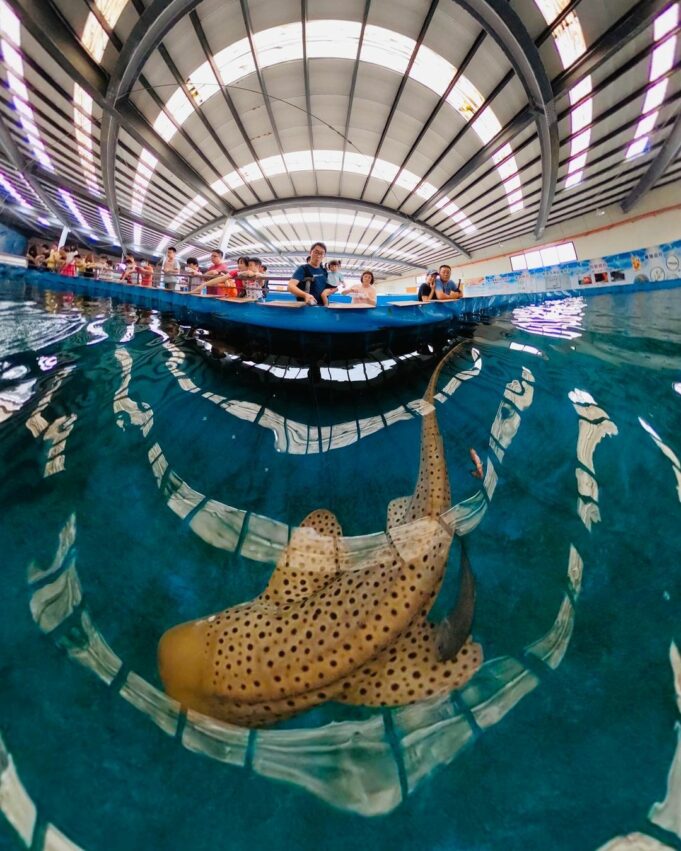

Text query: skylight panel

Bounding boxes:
[284,151,314,172]
[214,37,256,85]
[635,113,658,138]
[493,145,517,180]
[240,162,265,182]
[306,20,361,60]
[186,61,219,106]
[259,155,286,177]
[6,71,26,100]
[435,196,476,233]
[1,38,22,74]
[415,181,438,201]
[410,44,454,96]
[81,0,127,63]
[1,35,54,172]
[210,178,230,195]
[168,196,208,231]
[472,107,502,145]
[370,159,399,183]
[0,0,20,44]
[133,223,142,246]
[446,76,486,121]
[570,129,590,156]
[394,168,420,192]
[150,18,504,234]
[0,170,30,206]
[99,207,117,240]
[532,3,593,189]
[130,149,157,215]
[166,88,195,125]
[650,38,675,80]
[81,15,109,63]
[552,14,587,66]
[73,84,99,195]
[567,152,587,173]
[255,23,304,69]
[360,25,413,75]
[626,6,677,161]
[156,236,171,253]
[59,189,89,230]
[643,79,669,113]
[626,137,649,159]
[96,0,128,28]
[569,91,592,132]
[344,153,373,176]
[654,4,679,39]
[153,111,178,142]
[313,150,343,171]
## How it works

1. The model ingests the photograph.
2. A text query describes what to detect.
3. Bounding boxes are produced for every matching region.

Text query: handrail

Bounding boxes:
[30,266,290,295]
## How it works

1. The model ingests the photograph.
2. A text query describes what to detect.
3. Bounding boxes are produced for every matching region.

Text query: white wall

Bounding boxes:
[377,182,681,294]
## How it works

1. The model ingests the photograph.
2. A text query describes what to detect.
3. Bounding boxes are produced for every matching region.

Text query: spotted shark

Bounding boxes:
[158,344,482,727]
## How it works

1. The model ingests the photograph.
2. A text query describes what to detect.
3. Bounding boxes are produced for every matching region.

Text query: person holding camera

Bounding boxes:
[287,241,336,305]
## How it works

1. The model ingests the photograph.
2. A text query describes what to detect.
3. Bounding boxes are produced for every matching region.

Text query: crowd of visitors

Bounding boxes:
[26,239,462,307]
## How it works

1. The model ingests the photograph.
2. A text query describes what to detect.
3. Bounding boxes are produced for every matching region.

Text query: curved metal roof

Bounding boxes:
[0,0,679,276]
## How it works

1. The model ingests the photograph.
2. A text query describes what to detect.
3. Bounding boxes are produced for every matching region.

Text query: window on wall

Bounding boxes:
[510,241,577,271]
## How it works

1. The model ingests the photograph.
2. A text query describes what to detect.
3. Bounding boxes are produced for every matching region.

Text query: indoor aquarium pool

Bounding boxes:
[1,276,680,851]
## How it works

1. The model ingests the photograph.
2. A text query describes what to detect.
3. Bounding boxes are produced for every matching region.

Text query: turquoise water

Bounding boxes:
[1,277,680,850]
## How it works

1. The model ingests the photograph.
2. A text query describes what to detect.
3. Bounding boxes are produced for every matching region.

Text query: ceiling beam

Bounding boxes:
[338,0,371,198]
[100,0,214,252]
[358,0,440,202]
[621,105,681,213]
[0,114,95,247]
[189,10,278,203]
[182,196,472,258]
[5,0,232,218]
[238,0,297,196]
[552,0,672,100]
[431,0,558,240]
[301,0,319,196]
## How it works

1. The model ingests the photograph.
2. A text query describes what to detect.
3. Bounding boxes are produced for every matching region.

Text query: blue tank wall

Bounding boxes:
[0,220,28,255]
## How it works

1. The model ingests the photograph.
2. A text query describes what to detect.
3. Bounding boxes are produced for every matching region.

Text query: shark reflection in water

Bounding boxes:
[159,345,482,727]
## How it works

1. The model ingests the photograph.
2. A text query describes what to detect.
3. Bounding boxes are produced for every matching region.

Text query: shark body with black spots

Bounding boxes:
[158,344,482,727]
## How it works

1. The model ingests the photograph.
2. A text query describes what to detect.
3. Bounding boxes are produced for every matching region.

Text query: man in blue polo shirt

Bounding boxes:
[287,241,336,305]
[434,264,463,300]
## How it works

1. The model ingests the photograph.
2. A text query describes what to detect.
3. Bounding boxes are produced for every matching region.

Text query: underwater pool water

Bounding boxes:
[1,276,680,850]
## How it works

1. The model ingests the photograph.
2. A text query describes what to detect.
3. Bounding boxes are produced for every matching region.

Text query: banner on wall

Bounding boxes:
[465,239,681,297]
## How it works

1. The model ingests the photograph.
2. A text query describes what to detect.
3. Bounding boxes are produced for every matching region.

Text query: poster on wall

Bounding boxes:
[464,239,681,297]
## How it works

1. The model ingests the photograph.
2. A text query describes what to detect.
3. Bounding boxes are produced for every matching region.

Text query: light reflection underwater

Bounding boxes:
[1,282,680,850]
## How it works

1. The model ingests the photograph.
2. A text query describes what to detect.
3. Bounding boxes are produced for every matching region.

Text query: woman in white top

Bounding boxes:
[342,270,377,306]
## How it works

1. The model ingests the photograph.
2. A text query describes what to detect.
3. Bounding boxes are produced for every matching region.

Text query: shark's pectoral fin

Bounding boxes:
[337,614,482,706]
[259,509,346,605]
[434,544,476,662]
[386,496,411,530]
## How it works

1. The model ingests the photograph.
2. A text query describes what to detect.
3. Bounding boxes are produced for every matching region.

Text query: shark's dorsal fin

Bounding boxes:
[386,496,411,530]
[259,510,345,606]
